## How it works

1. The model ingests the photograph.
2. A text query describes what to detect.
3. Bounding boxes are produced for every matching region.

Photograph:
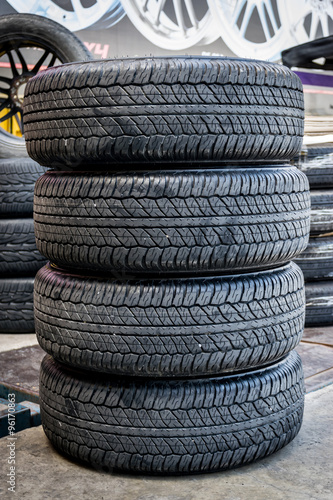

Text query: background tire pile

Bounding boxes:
[295,147,333,326]
[0,158,46,332]
[23,57,310,475]
[0,13,92,333]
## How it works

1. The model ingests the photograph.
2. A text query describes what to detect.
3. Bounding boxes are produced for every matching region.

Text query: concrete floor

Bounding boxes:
[0,333,38,353]
[0,385,331,500]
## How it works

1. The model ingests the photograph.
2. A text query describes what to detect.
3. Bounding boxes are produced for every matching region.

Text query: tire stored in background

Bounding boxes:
[0,278,34,333]
[0,158,45,214]
[298,154,333,189]
[295,236,333,280]
[309,190,333,235]
[0,219,47,275]
[305,281,333,326]
[0,14,92,158]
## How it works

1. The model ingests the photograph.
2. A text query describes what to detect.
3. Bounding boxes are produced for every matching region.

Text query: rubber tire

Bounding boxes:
[23,57,304,168]
[35,262,305,377]
[0,158,45,215]
[310,190,333,235]
[298,155,333,189]
[0,13,92,159]
[305,281,333,326]
[0,219,47,275]
[34,167,310,274]
[295,236,333,280]
[39,351,304,475]
[307,146,333,157]
[0,278,34,333]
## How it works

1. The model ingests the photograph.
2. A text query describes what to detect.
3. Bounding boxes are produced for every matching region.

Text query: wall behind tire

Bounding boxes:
[5,1,333,62]
[1,1,232,60]
[3,1,333,115]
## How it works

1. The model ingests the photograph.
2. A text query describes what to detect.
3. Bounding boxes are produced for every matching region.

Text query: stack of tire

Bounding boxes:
[295,147,333,326]
[0,13,92,333]
[0,158,46,333]
[23,57,310,474]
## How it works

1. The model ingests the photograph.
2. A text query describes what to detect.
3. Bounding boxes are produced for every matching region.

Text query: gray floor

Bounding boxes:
[0,333,38,353]
[0,384,332,500]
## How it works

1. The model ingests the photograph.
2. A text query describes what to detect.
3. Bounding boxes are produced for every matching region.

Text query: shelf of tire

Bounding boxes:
[23,56,310,475]
[0,157,47,333]
[0,14,93,337]
[294,148,333,326]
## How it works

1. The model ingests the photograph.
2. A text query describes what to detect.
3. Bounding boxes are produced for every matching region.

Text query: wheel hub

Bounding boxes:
[311,0,330,11]
[10,74,32,108]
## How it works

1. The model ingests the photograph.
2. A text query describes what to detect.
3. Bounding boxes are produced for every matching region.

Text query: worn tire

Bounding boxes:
[23,57,304,168]
[0,13,92,159]
[298,154,333,189]
[307,146,333,157]
[305,281,333,326]
[295,236,333,280]
[35,262,305,377]
[0,278,34,333]
[34,167,310,274]
[310,191,333,235]
[0,219,46,275]
[0,158,45,215]
[39,351,304,474]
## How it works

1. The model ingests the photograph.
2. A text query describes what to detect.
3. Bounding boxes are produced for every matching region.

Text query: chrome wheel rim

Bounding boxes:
[6,0,124,32]
[121,0,219,50]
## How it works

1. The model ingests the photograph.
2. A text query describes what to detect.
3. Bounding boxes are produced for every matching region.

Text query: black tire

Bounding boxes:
[0,158,45,215]
[0,277,34,333]
[0,129,28,160]
[310,190,333,235]
[0,13,92,159]
[294,236,333,280]
[23,57,304,168]
[34,167,310,274]
[39,351,304,474]
[35,263,305,377]
[305,281,333,326]
[298,154,333,189]
[0,219,46,275]
[307,146,333,157]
